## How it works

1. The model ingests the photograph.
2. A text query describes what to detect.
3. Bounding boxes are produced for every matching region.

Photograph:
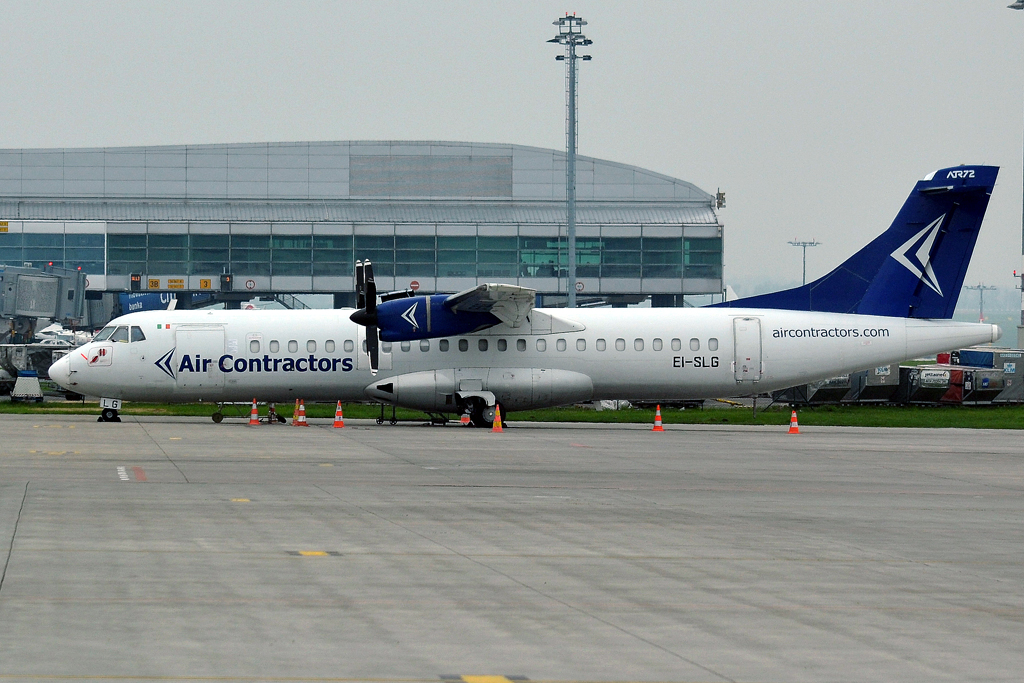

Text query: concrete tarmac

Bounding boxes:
[0,414,1021,682]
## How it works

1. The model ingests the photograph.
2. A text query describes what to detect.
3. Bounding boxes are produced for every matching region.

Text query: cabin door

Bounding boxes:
[732,317,762,383]
[173,326,226,393]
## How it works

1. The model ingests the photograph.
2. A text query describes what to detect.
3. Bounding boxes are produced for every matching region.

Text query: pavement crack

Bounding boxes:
[131,418,190,482]
[0,481,29,597]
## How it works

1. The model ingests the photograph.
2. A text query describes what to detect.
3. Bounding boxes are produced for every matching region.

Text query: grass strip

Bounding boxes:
[3,399,1024,429]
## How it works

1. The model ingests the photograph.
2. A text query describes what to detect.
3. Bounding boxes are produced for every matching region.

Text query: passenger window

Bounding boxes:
[709,337,719,351]
[420,340,430,351]
[382,341,392,353]
[615,338,625,351]
[653,338,663,351]
[596,338,606,351]
[537,338,547,351]
[690,338,700,351]
[249,339,260,353]
[516,339,526,351]
[325,340,335,353]
[458,339,469,352]
[131,326,146,342]
[401,341,411,352]
[111,326,129,343]
[671,338,681,352]
[439,339,449,352]
[478,339,488,352]
[93,326,115,341]
[497,339,507,352]
[288,340,298,353]
[343,340,354,352]
[307,340,317,353]
[270,340,280,353]
[634,338,644,351]
[556,338,566,352]
[577,338,586,351]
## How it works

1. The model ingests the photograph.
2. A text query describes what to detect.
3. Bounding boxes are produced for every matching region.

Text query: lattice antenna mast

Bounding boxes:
[549,14,592,308]
[788,239,821,286]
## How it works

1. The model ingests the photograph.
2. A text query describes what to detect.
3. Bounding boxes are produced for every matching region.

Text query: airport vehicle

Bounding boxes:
[49,165,1002,425]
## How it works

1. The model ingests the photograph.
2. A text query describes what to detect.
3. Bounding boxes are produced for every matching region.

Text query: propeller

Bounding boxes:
[349,260,379,374]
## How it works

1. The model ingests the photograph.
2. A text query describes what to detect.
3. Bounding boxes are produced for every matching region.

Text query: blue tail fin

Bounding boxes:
[713,165,998,318]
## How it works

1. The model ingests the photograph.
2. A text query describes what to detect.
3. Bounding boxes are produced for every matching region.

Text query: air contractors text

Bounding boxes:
[773,327,890,339]
[178,354,354,373]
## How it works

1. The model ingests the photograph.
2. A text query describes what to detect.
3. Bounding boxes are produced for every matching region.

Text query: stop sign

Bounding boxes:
[410,280,420,291]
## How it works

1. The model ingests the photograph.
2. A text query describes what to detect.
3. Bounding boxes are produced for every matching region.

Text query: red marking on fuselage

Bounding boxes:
[132,467,147,482]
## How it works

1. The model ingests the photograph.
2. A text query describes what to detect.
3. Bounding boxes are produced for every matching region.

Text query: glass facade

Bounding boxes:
[0,231,105,273]
[2,226,721,284]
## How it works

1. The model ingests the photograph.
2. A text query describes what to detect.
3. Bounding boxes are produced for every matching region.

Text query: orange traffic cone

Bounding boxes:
[788,410,800,434]
[291,399,299,426]
[460,414,471,426]
[333,401,345,428]
[652,404,665,432]
[295,400,308,427]
[248,398,259,426]
[491,405,503,433]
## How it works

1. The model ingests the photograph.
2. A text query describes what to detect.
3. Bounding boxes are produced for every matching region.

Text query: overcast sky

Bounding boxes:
[3,1,1023,314]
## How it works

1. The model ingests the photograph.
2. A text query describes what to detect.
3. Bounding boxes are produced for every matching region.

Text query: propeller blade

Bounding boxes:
[366,326,379,375]
[364,260,377,316]
[380,288,415,302]
[355,260,365,309]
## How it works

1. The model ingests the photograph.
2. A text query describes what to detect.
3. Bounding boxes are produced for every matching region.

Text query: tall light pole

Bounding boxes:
[788,239,821,285]
[549,14,592,308]
[1011,1,1024,345]
[964,283,997,322]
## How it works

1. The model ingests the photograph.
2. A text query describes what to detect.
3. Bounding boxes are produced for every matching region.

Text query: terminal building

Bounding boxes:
[0,141,723,313]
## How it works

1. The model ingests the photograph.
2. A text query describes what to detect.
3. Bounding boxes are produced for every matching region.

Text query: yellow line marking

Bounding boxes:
[319,463,333,467]
[462,677,514,683]
[230,498,250,502]
[298,551,329,556]
[169,437,182,440]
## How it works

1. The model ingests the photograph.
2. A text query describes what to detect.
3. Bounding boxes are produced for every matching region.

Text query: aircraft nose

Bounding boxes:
[49,354,71,388]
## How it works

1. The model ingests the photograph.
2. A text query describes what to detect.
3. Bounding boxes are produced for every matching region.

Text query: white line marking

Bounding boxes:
[116,466,129,481]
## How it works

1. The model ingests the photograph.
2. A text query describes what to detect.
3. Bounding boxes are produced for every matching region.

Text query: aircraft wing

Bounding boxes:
[444,283,536,328]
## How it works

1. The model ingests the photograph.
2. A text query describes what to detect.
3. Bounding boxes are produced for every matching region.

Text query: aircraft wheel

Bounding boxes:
[211,412,223,423]
[470,402,497,428]
[389,418,398,425]
[100,408,119,422]
[277,414,287,424]
[376,417,384,425]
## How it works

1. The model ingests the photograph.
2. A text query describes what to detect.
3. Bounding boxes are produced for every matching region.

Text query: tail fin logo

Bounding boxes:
[891,215,944,297]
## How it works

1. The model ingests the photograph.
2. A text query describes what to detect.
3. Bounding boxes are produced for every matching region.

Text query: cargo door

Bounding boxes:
[174,326,225,393]
[732,317,762,383]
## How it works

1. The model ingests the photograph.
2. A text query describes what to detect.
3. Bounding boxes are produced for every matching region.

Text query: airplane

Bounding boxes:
[49,164,1002,425]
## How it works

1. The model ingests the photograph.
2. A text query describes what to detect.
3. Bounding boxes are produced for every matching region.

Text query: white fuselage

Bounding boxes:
[50,307,1001,409]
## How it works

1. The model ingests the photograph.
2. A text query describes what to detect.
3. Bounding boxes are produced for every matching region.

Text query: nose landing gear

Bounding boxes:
[98,408,121,422]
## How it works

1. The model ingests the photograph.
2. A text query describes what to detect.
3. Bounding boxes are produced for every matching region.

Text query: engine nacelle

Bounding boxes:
[376,294,500,342]
[364,367,594,412]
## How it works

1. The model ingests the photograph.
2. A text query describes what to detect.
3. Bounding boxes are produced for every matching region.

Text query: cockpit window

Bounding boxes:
[130,326,146,342]
[93,326,115,341]
[110,326,129,343]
